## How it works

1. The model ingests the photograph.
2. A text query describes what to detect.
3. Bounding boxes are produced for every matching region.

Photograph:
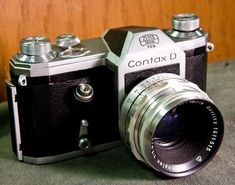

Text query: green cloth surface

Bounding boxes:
[0,61,235,185]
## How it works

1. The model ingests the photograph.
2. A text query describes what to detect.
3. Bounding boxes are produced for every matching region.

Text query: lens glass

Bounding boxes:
[153,107,186,148]
[151,100,223,174]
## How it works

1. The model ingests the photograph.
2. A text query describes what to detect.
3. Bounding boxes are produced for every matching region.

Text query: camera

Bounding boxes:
[6,14,224,177]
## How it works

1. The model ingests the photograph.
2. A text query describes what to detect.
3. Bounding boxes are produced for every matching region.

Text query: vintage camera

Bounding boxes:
[6,14,224,177]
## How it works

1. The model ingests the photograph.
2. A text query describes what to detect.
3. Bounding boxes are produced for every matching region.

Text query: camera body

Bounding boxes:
[7,14,212,164]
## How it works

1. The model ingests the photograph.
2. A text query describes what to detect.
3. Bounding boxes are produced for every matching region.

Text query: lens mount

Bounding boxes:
[119,73,224,177]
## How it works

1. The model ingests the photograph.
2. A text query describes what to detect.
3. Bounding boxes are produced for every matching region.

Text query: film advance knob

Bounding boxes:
[20,36,52,56]
[55,34,80,48]
[172,14,200,32]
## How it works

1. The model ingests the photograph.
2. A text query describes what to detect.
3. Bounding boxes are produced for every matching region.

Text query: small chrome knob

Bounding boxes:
[81,119,89,127]
[78,137,91,150]
[74,84,94,103]
[20,36,52,55]
[172,14,200,32]
[55,34,80,48]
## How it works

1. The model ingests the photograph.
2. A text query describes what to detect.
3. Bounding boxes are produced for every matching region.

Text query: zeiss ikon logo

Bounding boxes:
[139,34,159,48]
[128,53,177,68]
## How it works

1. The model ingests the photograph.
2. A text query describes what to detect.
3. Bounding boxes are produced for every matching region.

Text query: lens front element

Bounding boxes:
[119,73,224,177]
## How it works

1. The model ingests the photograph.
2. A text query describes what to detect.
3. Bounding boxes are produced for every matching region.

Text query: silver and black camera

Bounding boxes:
[6,14,224,177]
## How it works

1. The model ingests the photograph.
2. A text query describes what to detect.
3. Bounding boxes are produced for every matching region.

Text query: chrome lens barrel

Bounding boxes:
[119,73,224,177]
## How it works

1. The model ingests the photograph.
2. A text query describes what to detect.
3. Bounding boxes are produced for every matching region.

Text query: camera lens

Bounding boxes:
[119,73,224,177]
[152,100,222,167]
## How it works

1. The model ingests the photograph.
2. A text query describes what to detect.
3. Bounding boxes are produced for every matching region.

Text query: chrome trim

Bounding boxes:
[5,81,23,161]
[23,141,123,164]
[104,29,187,111]
[10,38,108,77]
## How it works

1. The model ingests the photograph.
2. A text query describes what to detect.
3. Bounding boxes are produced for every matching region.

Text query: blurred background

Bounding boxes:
[0,0,235,102]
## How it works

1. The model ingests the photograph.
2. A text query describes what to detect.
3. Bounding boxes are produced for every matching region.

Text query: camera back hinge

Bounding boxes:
[5,81,23,161]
